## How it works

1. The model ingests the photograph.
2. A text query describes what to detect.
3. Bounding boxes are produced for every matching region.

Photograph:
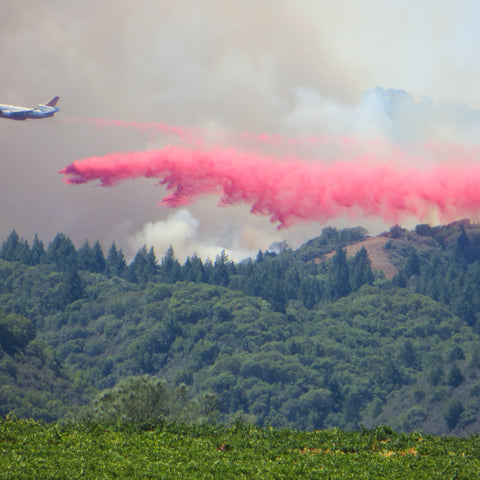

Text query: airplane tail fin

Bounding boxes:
[45,96,60,107]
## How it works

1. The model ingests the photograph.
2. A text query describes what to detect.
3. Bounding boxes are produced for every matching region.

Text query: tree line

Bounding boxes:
[0,228,375,312]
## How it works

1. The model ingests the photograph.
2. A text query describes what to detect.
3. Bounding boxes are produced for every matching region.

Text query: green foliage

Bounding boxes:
[444,399,464,429]
[2,223,480,435]
[46,233,78,272]
[329,247,351,299]
[447,364,464,387]
[350,246,374,290]
[77,375,208,424]
[0,325,82,421]
[128,245,159,283]
[0,312,34,355]
[78,240,106,273]
[105,242,127,277]
[2,419,480,479]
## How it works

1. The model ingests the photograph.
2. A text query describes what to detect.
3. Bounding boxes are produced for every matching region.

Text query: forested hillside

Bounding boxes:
[1,221,480,435]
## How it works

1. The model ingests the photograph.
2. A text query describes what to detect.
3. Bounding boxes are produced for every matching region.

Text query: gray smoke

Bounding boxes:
[1,0,480,260]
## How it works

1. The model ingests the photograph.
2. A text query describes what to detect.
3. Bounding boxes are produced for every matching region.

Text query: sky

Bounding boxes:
[2,0,480,262]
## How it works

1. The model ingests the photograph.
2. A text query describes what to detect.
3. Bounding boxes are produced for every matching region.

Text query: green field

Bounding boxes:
[1,418,479,479]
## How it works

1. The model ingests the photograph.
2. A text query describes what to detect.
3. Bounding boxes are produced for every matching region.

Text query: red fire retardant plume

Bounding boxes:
[60,145,480,228]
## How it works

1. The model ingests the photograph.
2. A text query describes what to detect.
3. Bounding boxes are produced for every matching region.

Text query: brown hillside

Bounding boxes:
[324,237,398,279]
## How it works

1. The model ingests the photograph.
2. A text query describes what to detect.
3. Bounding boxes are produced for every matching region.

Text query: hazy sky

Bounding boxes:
[2,0,480,261]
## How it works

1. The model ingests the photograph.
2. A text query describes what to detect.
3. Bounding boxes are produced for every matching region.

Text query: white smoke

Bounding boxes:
[128,208,261,262]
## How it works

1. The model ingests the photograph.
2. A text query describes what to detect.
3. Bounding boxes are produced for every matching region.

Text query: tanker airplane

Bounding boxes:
[0,96,60,120]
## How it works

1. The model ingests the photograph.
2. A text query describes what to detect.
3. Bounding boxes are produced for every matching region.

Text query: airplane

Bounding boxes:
[0,96,60,120]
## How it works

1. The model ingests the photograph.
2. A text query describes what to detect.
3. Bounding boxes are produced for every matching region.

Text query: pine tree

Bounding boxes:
[145,247,159,278]
[455,229,471,266]
[66,267,84,303]
[447,364,464,387]
[284,266,301,300]
[91,241,106,273]
[128,245,148,283]
[444,399,464,430]
[15,238,32,265]
[404,248,421,277]
[30,234,46,265]
[160,246,181,283]
[212,250,230,286]
[106,242,127,277]
[78,240,93,271]
[46,233,78,272]
[329,247,351,300]
[350,246,374,290]
[0,230,19,261]
[255,250,264,263]
[183,253,206,282]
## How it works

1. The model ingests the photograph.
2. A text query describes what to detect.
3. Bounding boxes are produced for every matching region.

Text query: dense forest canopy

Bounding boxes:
[1,221,480,435]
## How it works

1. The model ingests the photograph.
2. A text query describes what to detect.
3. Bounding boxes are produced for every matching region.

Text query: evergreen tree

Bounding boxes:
[160,246,181,283]
[15,238,32,265]
[212,250,230,286]
[203,258,214,283]
[455,229,471,265]
[255,250,264,263]
[392,271,407,288]
[284,265,301,300]
[0,230,20,261]
[298,276,318,309]
[128,245,149,284]
[182,256,193,281]
[453,296,477,326]
[444,399,464,430]
[66,267,85,303]
[78,240,93,271]
[30,234,46,265]
[268,278,287,313]
[145,247,159,278]
[404,248,421,277]
[350,246,374,290]
[447,364,464,387]
[46,233,78,272]
[106,242,127,277]
[329,247,351,300]
[245,267,265,297]
[183,253,206,283]
[91,241,106,273]
[128,246,159,283]
[469,232,480,262]
[78,240,106,273]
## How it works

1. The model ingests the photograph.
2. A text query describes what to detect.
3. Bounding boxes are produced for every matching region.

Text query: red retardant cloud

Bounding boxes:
[60,145,480,228]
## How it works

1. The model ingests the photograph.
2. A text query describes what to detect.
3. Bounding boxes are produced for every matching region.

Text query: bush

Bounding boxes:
[76,375,214,425]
